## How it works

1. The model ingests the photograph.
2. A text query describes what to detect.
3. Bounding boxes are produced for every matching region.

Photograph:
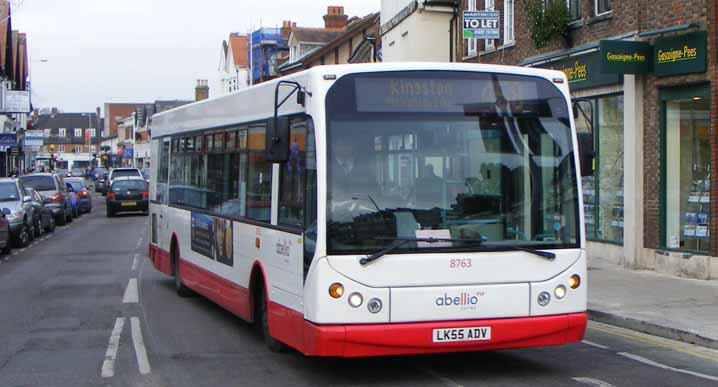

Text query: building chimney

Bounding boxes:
[96,106,101,130]
[323,6,348,30]
[195,79,209,101]
[281,20,294,43]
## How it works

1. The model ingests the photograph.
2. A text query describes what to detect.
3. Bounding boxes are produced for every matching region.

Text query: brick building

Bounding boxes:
[32,109,103,171]
[450,0,717,279]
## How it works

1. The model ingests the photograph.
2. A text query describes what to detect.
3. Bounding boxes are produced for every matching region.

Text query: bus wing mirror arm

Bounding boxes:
[269,81,309,163]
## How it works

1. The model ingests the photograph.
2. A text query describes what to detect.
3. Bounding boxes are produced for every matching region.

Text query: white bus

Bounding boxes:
[148,63,587,357]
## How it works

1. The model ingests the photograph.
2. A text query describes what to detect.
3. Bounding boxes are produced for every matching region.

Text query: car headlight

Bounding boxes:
[5,212,18,221]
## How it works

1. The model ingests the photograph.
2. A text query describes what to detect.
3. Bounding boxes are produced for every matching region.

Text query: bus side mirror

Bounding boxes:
[266,116,290,163]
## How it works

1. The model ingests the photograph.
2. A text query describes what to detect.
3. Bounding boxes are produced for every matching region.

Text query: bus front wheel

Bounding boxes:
[256,283,285,353]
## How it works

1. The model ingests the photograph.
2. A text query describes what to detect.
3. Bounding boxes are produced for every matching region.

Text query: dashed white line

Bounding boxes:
[618,352,718,382]
[11,252,17,256]
[572,377,616,387]
[101,317,125,378]
[122,278,139,303]
[582,340,610,350]
[130,317,152,375]
[19,248,25,253]
[131,254,139,271]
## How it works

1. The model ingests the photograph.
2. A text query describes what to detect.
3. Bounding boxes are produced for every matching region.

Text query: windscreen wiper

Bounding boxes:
[359,237,484,266]
[503,245,556,260]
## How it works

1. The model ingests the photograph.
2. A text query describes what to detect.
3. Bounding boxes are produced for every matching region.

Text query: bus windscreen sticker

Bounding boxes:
[191,212,234,267]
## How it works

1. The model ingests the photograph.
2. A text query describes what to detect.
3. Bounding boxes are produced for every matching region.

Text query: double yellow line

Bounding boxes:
[588,321,718,362]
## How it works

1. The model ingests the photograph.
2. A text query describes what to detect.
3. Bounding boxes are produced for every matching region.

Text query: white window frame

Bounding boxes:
[43,129,51,137]
[484,0,495,50]
[75,145,82,153]
[595,0,611,16]
[74,128,82,137]
[58,145,65,152]
[89,128,96,137]
[90,145,96,153]
[503,0,514,45]
[58,128,66,137]
[466,0,477,56]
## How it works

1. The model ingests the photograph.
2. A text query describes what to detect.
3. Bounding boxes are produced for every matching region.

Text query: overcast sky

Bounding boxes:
[13,0,380,113]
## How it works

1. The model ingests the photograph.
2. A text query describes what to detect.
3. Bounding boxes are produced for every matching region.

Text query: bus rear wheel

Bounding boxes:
[256,283,285,353]
[172,244,193,297]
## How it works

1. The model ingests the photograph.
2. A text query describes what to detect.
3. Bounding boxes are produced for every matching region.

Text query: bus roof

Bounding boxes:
[151,62,569,139]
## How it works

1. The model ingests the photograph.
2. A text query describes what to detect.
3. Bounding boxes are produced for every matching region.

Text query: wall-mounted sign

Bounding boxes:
[23,130,44,147]
[8,146,20,156]
[2,91,30,113]
[537,51,621,91]
[463,11,500,40]
[654,31,706,76]
[600,40,652,74]
[0,133,17,147]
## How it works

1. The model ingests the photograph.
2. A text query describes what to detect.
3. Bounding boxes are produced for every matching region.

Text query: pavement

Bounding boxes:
[588,256,718,350]
[0,195,717,386]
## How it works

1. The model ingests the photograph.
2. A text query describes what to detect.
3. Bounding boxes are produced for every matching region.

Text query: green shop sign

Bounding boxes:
[600,40,652,74]
[537,51,621,91]
[654,31,707,76]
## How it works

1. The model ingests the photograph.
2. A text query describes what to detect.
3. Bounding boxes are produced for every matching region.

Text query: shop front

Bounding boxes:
[526,46,628,262]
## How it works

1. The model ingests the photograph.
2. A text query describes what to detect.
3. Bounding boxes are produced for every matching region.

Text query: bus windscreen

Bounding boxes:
[326,71,579,255]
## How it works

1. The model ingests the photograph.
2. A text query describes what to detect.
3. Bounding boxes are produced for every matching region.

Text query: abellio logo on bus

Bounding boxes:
[435,291,485,311]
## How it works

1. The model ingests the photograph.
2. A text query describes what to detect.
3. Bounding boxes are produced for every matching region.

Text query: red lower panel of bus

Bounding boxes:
[298,312,587,357]
[150,246,586,357]
[149,244,172,276]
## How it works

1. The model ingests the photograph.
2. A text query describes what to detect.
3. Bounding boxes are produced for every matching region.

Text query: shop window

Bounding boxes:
[576,94,624,243]
[662,88,710,253]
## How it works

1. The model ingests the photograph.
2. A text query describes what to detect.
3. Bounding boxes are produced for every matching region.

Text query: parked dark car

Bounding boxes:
[96,172,110,194]
[24,187,56,235]
[19,173,74,225]
[65,177,92,214]
[0,178,36,247]
[0,209,10,254]
[106,177,149,217]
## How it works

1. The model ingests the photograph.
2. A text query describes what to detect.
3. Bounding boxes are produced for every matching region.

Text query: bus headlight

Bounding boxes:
[348,292,363,308]
[537,291,551,306]
[329,283,344,298]
[367,298,382,314]
[554,285,567,299]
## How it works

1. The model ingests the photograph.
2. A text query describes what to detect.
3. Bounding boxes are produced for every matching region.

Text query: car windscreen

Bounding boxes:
[66,180,85,191]
[112,170,141,179]
[0,182,19,201]
[20,176,56,191]
[112,180,147,191]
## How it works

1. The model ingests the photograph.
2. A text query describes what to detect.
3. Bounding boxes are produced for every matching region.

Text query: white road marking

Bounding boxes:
[130,317,152,374]
[618,352,718,382]
[572,377,616,387]
[122,278,139,303]
[11,252,17,256]
[582,340,610,350]
[424,369,463,387]
[131,254,139,271]
[101,317,125,378]
[19,248,25,253]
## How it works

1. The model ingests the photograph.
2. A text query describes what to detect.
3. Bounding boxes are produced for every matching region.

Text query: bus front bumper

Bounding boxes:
[299,312,587,357]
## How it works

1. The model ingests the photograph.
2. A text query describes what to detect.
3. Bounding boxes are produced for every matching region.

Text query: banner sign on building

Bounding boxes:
[8,146,20,156]
[23,130,44,147]
[654,31,707,76]
[0,133,17,147]
[2,90,31,113]
[537,51,621,91]
[463,11,500,40]
[600,40,652,74]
